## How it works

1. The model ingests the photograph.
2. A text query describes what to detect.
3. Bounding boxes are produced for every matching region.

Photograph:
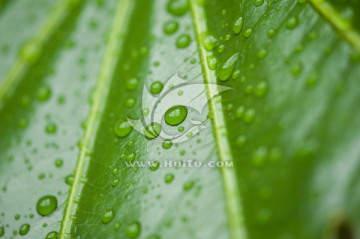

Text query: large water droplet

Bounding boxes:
[216,53,238,81]
[36,195,58,216]
[19,224,30,236]
[165,106,187,126]
[233,16,244,34]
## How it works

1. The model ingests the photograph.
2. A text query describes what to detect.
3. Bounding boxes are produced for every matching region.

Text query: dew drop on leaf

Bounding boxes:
[101,209,115,224]
[19,223,30,236]
[165,173,175,184]
[114,120,133,138]
[286,16,299,29]
[254,0,264,7]
[36,86,52,101]
[36,195,58,216]
[232,16,244,34]
[163,20,179,35]
[165,105,188,126]
[125,221,141,238]
[162,139,173,149]
[45,231,59,239]
[126,78,139,91]
[201,33,217,51]
[167,0,188,16]
[145,123,161,140]
[150,81,164,94]
[176,34,191,48]
[216,53,238,81]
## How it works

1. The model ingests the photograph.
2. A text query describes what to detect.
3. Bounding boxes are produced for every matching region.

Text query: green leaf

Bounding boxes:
[0,0,360,239]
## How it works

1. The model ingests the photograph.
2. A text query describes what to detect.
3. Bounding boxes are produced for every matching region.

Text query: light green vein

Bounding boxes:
[310,0,360,53]
[58,0,134,238]
[189,1,248,239]
[0,0,83,108]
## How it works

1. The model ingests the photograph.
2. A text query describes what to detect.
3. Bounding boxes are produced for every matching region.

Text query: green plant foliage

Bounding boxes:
[0,0,359,238]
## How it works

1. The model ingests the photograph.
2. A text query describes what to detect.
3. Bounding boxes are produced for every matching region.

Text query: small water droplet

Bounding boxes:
[255,81,268,97]
[176,34,191,48]
[164,173,175,184]
[126,78,139,90]
[101,209,115,224]
[145,123,161,140]
[167,0,188,16]
[36,86,52,101]
[286,16,299,29]
[243,28,253,38]
[45,231,58,239]
[254,0,264,7]
[201,33,217,51]
[125,221,141,238]
[162,139,173,149]
[150,81,164,94]
[163,20,179,35]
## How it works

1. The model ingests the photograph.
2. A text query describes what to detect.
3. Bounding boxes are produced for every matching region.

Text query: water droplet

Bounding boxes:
[163,20,179,35]
[65,175,74,185]
[165,173,175,184]
[176,34,191,48]
[45,123,57,134]
[36,86,52,101]
[101,209,115,224]
[167,0,188,16]
[178,126,185,132]
[235,106,245,119]
[150,161,160,171]
[126,78,139,90]
[216,53,238,81]
[19,224,30,236]
[243,28,253,38]
[232,16,244,35]
[162,140,173,149]
[286,16,299,29]
[45,231,58,239]
[251,146,268,166]
[114,120,133,137]
[257,49,267,59]
[150,81,164,94]
[254,0,264,6]
[243,108,256,124]
[206,55,217,70]
[36,195,58,216]
[0,226,4,237]
[112,178,119,187]
[127,152,136,162]
[267,28,276,38]
[55,158,63,168]
[126,97,135,108]
[145,122,161,140]
[201,33,217,51]
[183,181,194,191]
[291,63,303,77]
[236,135,247,146]
[255,81,268,97]
[165,106,188,126]
[125,221,141,238]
